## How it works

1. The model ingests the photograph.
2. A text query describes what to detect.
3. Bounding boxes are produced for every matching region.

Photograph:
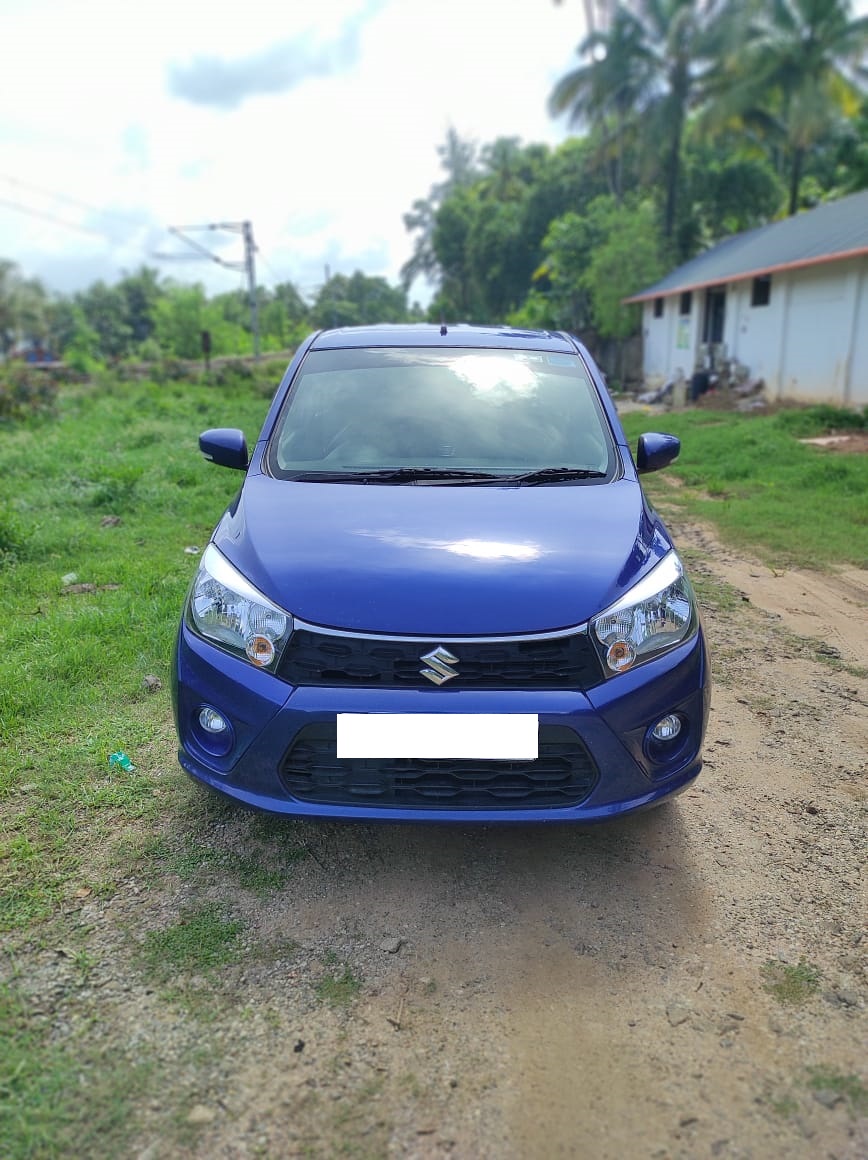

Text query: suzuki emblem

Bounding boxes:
[420,646,460,685]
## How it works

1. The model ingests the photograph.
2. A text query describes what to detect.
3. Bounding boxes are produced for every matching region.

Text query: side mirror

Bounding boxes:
[199,428,249,471]
[637,432,680,474]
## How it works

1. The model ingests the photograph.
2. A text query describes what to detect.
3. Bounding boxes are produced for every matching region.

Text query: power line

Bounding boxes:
[0,194,106,237]
[257,251,283,285]
[0,173,144,228]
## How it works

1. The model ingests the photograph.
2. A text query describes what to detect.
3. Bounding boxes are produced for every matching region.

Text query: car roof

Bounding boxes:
[309,324,576,352]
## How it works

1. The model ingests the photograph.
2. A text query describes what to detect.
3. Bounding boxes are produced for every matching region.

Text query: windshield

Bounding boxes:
[266,347,615,481]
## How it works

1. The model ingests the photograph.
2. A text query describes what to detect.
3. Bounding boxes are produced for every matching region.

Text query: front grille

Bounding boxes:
[278,627,602,690]
[279,723,599,810]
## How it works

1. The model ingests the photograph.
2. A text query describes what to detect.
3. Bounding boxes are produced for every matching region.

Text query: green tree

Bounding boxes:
[550,1,746,246]
[153,283,208,359]
[259,281,309,349]
[53,303,101,372]
[76,281,134,360]
[0,260,48,355]
[582,197,666,339]
[677,137,785,249]
[401,128,479,293]
[427,138,557,321]
[514,210,595,333]
[510,196,664,379]
[549,5,653,202]
[725,0,868,213]
[116,266,162,345]
[311,272,408,329]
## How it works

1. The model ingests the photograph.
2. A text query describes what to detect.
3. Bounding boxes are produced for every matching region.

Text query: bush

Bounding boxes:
[212,359,255,384]
[211,359,274,396]
[0,361,59,422]
[151,358,200,385]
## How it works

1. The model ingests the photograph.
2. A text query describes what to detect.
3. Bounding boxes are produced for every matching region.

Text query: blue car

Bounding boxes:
[172,325,709,821]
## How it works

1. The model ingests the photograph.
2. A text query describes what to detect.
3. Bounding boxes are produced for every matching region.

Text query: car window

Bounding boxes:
[267,347,614,478]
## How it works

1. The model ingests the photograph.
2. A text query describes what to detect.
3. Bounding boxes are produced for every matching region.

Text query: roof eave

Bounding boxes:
[623,244,868,304]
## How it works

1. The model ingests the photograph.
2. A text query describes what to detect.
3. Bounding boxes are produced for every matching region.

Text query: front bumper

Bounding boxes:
[172,624,710,822]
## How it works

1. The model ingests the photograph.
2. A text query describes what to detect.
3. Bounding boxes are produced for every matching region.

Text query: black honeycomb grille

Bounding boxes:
[278,629,602,690]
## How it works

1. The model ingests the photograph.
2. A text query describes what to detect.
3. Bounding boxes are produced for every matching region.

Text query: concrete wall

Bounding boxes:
[640,255,868,405]
[641,294,700,387]
[843,254,868,406]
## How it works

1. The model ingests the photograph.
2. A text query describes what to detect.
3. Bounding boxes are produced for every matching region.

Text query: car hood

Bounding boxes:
[213,475,670,635]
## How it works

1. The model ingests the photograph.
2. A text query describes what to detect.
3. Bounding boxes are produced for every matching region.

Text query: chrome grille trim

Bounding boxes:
[290,616,590,645]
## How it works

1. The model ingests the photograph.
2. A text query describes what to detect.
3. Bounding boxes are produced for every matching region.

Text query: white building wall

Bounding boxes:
[728,279,786,382]
[778,262,858,401]
[844,255,868,406]
[641,301,670,383]
[667,296,700,382]
[722,281,743,362]
[641,256,868,404]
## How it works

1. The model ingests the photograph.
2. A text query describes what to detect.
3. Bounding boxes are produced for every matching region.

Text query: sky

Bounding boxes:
[0,0,588,303]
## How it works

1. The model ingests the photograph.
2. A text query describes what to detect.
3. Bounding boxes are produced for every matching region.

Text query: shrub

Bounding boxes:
[0,361,59,422]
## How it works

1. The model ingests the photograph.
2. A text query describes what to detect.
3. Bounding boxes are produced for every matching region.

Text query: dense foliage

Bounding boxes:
[0,262,423,375]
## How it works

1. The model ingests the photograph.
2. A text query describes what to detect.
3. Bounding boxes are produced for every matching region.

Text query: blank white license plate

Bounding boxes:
[336,714,539,760]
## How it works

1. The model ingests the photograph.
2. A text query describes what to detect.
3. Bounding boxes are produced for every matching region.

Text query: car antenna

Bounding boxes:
[440,317,448,336]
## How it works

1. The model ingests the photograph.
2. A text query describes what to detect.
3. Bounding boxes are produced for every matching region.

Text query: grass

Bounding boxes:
[768,1067,868,1122]
[0,983,151,1159]
[138,902,244,982]
[316,964,362,1006]
[620,405,868,568]
[0,373,274,931]
[806,1067,868,1116]
[137,828,307,896]
[761,958,822,1005]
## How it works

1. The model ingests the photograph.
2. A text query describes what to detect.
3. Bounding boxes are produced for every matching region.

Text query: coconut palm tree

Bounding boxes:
[549,6,653,202]
[728,0,868,214]
[550,1,746,243]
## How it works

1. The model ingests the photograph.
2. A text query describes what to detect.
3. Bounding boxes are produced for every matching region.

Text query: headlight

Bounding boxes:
[188,544,292,669]
[591,552,696,676]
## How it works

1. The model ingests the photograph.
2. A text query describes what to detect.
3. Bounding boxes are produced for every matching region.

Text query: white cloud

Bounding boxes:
[0,0,581,298]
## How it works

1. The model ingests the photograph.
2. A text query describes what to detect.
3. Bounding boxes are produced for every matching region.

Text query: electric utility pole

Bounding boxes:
[154,220,260,360]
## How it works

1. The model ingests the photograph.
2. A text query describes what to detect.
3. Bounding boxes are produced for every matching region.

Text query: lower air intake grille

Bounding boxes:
[279,723,599,810]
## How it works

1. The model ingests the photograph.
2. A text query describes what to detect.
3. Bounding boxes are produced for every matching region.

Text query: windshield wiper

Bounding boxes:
[501,467,608,484]
[290,467,503,484]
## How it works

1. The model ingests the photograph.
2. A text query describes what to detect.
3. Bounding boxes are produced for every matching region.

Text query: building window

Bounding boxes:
[679,291,692,316]
[751,275,772,307]
[653,297,664,318]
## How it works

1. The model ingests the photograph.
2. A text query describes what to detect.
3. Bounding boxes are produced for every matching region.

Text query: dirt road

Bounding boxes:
[12,517,867,1159]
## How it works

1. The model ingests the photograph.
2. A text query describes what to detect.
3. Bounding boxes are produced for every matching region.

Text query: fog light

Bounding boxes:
[651,714,682,742]
[199,707,228,734]
[193,705,235,758]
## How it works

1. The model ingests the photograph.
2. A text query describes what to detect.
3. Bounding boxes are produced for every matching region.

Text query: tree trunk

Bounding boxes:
[788,147,804,216]
[663,67,688,242]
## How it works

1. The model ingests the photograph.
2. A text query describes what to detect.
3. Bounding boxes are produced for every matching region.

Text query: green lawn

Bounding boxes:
[0,373,275,928]
[620,405,868,569]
